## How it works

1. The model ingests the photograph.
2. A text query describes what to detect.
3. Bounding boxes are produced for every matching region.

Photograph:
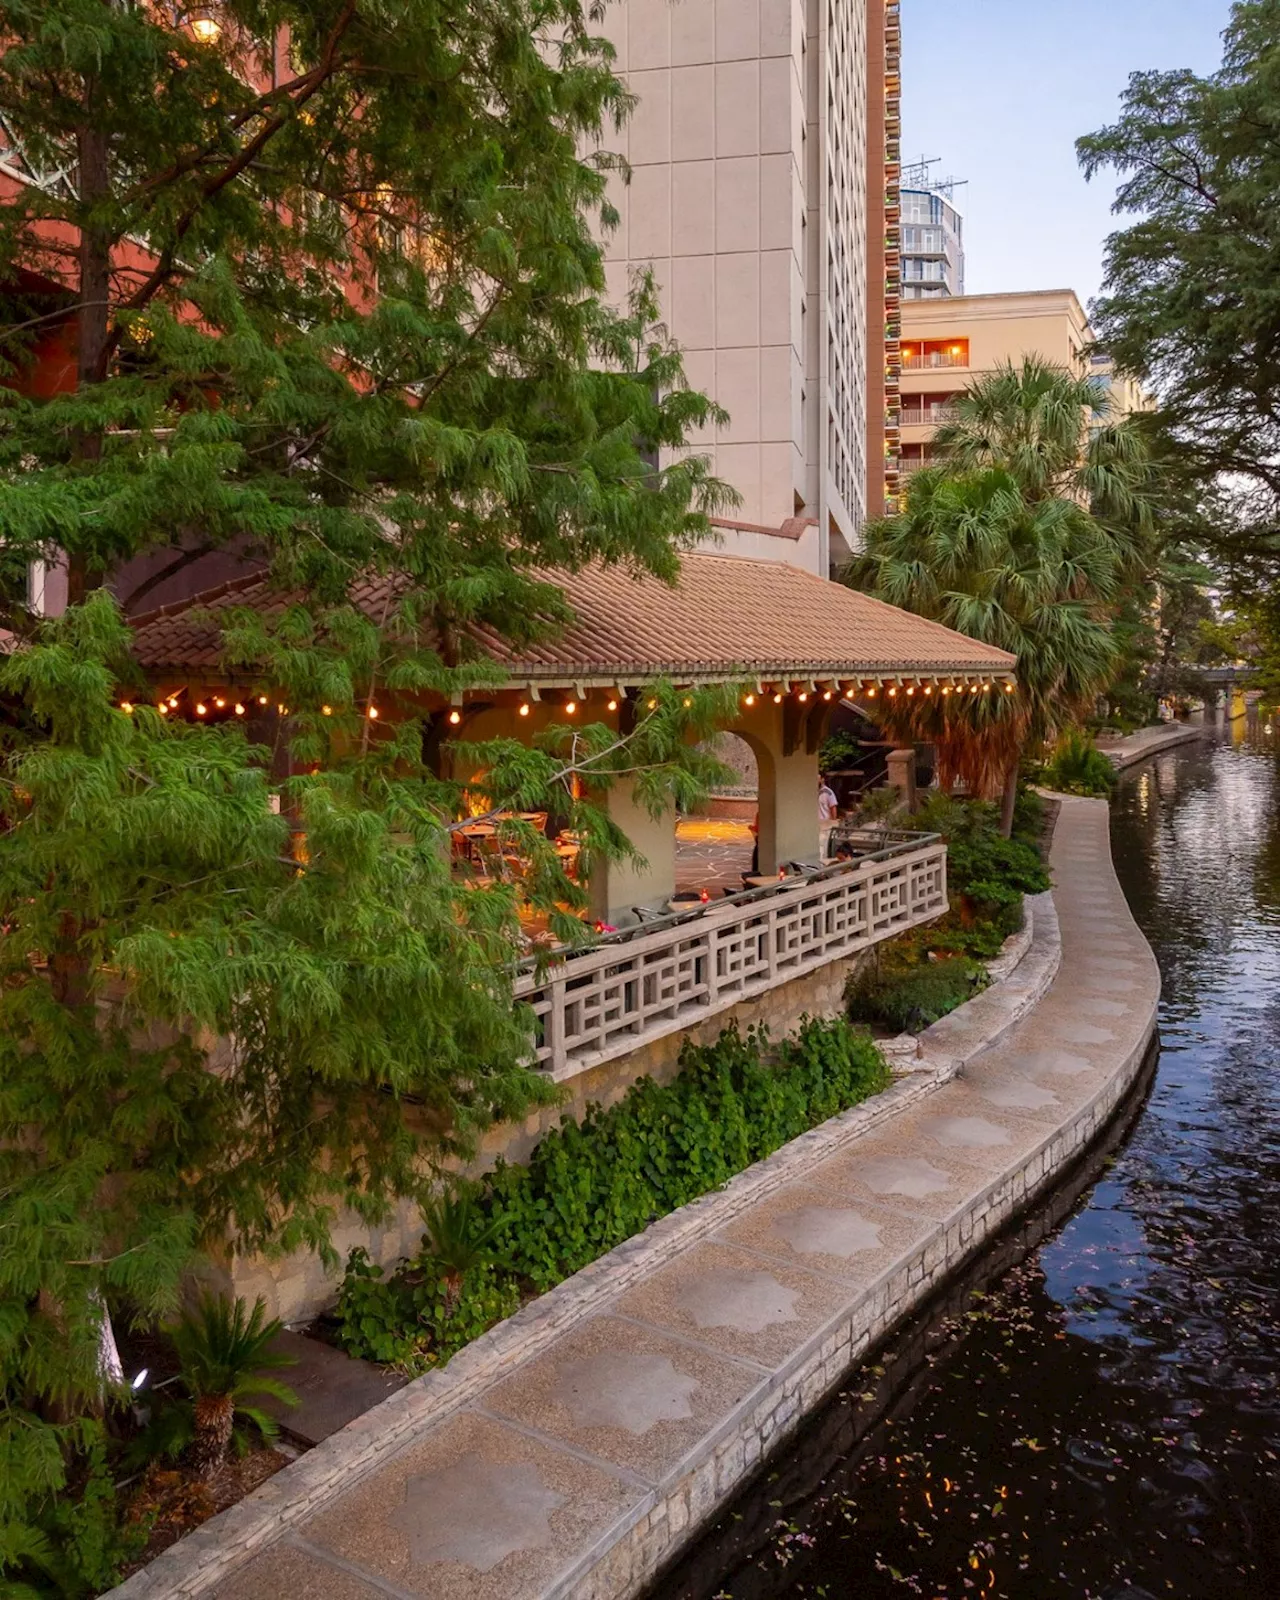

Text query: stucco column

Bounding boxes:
[886,747,917,812]
[768,748,822,868]
[588,781,676,925]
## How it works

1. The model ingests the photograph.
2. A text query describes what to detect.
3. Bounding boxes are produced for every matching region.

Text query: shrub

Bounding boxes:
[847,958,989,1034]
[333,1020,890,1363]
[1044,729,1118,797]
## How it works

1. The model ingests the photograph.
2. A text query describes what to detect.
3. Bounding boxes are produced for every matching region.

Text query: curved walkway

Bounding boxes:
[110,796,1159,1600]
[1097,721,1205,769]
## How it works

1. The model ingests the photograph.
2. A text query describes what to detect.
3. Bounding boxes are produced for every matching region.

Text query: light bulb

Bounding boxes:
[744,694,756,707]
[519,703,530,717]
[367,705,379,719]
[234,702,245,715]
[607,698,619,711]
[565,701,577,716]
[448,709,462,725]
[195,702,208,716]
[120,701,134,714]
[322,705,332,716]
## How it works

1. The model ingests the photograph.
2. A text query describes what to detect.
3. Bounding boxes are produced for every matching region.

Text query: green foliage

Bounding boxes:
[1043,729,1119,798]
[0,0,738,1573]
[334,1249,519,1373]
[845,358,1152,799]
[847,792,1051,1031]
[847,958,989,1035]
[818,730,863,771]
[1079,3,1280,548]
[334,1020,890,1363]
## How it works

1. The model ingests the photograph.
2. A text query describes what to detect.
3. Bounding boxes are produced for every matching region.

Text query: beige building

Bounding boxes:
[597,1,897,575]
[898,288,1152,474]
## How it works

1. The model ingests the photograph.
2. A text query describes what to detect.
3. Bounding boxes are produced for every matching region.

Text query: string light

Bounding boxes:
[565,701,577,716]
[120,701,134,714]
[258,695,269,706]
[773,692,784,704]
[1004,683,1016,695]
[448,709,462,725]
[519,702,531,717]
[744,693,756,707]
[924,686,933,696]
[234,702,246,716]
[168,696,179,708]
[906,686,915,696]
[195,702,208,716]
[607,698,619,711]
[888,687,898,698]
[214,697,226,709]
[823,690,833,701]
[367,705,379,719]
[683,697,692,708]
[322,705,333,716]
[157,702,169,714]
[647,698,657,709]
[867,687,878,698]
[798,691,808,703]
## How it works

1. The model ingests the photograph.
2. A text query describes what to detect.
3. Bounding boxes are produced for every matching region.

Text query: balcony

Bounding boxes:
[901,405,958,427]
[903,350,968,371]
[516,835,947,1081]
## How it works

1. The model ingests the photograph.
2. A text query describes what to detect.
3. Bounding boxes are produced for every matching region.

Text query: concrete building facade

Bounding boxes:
[900,177,965,299]
[598,0,892,575]
[899,288,1094,474]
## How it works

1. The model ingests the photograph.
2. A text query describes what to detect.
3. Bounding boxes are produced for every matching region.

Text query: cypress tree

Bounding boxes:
[0,2,732,1578]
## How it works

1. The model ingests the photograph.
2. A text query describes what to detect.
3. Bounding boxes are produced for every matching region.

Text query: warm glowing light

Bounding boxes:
[773,692,784,704]
[924,686,933,696]
[969,684,979,694]
[1004,683,1015,694]
[867,687,878,698]
[195,702,208,716]
[744,693,756,707]
[607,698,618,711]
[823,690,833,701]
[798,691,808,703]
[942,687,952,696]
[367,705,379,719]
[647,698,657,710]
[214,697,226,708]
[188,12,222,44]
[906,686,915,696]
[519,702,530,717]
[120,701,134,714]
[258,695,269,706]
[565,701,577,715]
[448,709,462,725]
[234,702,245,715]
[683,697,692,708]
[322,705,332,716]
[168,696,179,708]
[158,702,169,714]
[888,687,898,697]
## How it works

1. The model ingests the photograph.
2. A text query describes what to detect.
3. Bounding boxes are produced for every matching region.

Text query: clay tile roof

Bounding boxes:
[129,552,1016,684]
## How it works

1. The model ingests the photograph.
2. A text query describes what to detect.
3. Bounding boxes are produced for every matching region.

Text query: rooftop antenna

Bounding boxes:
[902,156,969,203]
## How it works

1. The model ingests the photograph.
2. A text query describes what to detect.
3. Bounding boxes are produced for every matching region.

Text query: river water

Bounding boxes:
[657,719,1280,1600]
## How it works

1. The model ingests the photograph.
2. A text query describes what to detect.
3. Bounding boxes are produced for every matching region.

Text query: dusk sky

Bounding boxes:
[902,0,1235,310]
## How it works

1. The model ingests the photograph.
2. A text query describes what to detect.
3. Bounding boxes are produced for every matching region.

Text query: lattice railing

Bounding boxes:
[516,836,947,1081]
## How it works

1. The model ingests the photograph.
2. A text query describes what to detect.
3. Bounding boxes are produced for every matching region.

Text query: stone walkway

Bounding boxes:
[1096,721,1205,769]
[111,797,1160,1600]
[672,818,754,894]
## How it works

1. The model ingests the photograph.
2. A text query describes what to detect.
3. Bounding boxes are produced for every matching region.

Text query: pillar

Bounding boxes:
[588,781,676,925]
[886,747,917,812]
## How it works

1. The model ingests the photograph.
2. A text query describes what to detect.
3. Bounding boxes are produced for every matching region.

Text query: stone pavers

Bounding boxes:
[672,818,754,894]
[108,796,1159,1600]
[1096,721,1205,769]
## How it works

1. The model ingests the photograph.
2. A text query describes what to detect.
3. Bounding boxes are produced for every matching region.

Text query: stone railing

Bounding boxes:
[516,835,947,1082]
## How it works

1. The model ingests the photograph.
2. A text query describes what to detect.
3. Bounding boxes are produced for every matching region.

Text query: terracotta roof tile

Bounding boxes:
[130,552,1016,684]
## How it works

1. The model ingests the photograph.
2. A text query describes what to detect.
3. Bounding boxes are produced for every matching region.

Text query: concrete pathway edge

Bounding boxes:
[107,801,1159,1600]
[1100,722,1205,769]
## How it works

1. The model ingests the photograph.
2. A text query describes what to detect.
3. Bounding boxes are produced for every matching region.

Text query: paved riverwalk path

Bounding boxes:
[1097,721,1205,769]
[112,796,1159,1600]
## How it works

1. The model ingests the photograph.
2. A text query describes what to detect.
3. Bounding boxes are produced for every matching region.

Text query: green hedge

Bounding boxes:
[335,1019,889,1369]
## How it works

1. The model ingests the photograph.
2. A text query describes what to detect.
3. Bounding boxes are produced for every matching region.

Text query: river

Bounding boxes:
[656,718,1280,1600]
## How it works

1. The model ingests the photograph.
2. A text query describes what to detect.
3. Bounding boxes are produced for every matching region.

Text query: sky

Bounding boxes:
[902,0,1236,309]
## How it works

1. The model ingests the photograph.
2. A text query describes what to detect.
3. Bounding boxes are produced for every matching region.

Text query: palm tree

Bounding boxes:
[171,1294,297,1478]
[848,359,1151,831]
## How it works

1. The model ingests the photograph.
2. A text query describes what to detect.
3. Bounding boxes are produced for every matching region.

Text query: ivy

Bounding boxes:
[334,1019,890,1363]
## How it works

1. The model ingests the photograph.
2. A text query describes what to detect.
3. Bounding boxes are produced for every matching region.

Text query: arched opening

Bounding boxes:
[674,730,772,898]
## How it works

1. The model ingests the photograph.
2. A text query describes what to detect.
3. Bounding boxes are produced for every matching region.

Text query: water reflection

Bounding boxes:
[659,720,1280,1600]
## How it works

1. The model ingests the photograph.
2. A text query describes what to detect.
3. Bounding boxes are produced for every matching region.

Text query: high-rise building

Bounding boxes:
[866,1,903,522]
[900,161,965,300]
[597,1,896,575]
